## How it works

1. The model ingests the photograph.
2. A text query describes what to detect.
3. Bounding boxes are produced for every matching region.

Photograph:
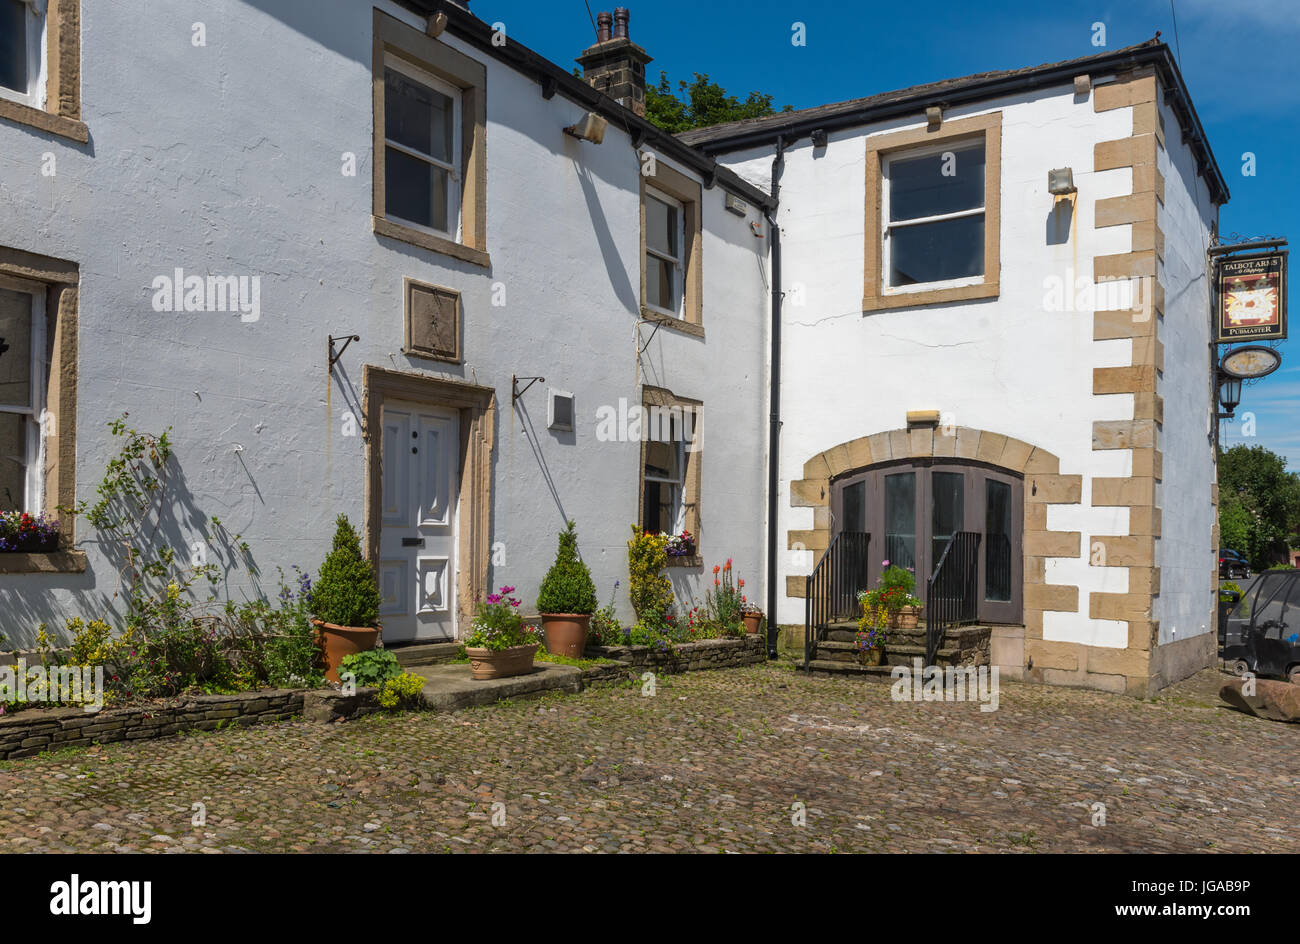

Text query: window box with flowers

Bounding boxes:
[0,511,60,553]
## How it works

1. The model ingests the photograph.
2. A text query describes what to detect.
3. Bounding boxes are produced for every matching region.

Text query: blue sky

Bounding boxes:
[479,0,1299,467]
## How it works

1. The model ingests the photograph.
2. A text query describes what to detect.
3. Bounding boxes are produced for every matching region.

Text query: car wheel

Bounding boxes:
[1289,666,1300,686]
[1231,659,1252,677]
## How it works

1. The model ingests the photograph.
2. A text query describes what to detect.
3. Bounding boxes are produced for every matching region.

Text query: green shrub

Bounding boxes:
[627,526,673,620]
[311,515,381,628]
[588,583,624,646]
[537,520,598,615]
[377,672,425,709]
[338,648,402,687]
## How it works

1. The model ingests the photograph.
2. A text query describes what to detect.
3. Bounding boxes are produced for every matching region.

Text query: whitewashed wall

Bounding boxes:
[1154,90,1217,647]
[720,79,1201,638]
[0,0,769,643]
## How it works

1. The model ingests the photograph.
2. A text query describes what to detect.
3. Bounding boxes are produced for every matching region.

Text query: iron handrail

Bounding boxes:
[804,531,870,669]
[925,531,981,664]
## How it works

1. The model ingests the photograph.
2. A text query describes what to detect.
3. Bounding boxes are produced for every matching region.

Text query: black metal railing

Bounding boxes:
[804,531,870,668]
[925,531,981,665]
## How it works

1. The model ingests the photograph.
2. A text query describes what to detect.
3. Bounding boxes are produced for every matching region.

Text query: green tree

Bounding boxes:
[1218,444,1300,569]
[645,71,792,134]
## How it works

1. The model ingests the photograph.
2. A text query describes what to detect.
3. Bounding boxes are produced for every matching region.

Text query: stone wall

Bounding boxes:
[0,689,318,760]
[586,634,766,675]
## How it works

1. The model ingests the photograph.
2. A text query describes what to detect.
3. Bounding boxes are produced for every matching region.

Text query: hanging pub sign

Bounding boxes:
[1216,251,1287,343]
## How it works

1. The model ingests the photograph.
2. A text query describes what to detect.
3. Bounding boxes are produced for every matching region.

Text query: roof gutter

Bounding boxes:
[687,44,1227,205]
[394,0,777,211]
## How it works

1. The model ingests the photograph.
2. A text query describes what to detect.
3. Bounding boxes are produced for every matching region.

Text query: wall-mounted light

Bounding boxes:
[564,112,607,144]
[1217,372,1243,416]
[1048,167,1076,195]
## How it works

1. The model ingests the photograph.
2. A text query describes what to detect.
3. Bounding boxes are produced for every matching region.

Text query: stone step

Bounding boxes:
[803,659,896,677]
[389,641,463,667]
[814,640,964,667]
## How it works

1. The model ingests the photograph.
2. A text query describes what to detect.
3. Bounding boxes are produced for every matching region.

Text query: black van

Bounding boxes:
[1220,569,1300,684]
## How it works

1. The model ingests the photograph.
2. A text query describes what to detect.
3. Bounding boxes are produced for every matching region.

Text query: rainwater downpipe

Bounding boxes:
[764,135,786,659]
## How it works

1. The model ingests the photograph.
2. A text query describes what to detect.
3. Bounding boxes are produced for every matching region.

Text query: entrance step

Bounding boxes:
[389,641,463,667]
[405,661,583,711]
[808,624,994,674]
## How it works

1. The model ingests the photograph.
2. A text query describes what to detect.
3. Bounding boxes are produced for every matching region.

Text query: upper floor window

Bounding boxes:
[639,160,703,336]
[0,0,45,110]
[372,9,488,268]
[384,60,462,241]
[644,188,685,318]
[862,112,1001,312]
[883,142,985,290]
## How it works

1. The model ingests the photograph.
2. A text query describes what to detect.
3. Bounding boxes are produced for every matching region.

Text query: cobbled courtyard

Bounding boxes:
[0,664,1294,853]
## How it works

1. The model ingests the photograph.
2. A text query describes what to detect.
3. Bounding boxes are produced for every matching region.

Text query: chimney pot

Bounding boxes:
[577,7,652,117]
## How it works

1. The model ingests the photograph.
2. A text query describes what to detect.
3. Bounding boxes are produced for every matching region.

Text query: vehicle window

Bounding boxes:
[1252,576,1289,638]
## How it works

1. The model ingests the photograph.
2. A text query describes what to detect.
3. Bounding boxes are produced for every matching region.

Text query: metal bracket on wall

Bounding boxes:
[512,374,545,404]
[328,334,361,369]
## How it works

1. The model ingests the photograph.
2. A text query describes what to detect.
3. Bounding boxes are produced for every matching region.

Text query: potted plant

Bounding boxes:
[736,575,763,634]
[465,585,542,680]
[873,561,923,629]
[310,514,382,682]
[855,627,884,666]
[856,596,885,665]
[537,520,599,657]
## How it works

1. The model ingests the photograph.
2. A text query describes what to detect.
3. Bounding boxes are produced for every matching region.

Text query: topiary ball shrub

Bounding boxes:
[536,520,598,615]
[311,514,382,628]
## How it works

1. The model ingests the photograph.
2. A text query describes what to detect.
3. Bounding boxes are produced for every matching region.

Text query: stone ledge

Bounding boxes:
[586,634,765,674]
[0,688,312,760]
[0,550,88,574]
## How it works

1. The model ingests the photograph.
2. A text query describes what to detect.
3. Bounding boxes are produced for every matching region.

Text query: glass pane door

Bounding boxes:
[985,479,1012,602]
[884,472,916,571]
[930,471,964,568]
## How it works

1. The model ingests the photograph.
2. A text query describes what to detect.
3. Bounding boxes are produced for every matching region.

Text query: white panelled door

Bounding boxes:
[377,401,459,642]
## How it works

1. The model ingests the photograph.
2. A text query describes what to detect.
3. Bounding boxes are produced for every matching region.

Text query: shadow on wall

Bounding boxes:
[2,451,262,648]
[513,396,569,527]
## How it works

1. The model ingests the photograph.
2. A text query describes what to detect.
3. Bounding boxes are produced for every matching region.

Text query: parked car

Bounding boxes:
[1219,569,1300,683]
[1219,549,1250,579]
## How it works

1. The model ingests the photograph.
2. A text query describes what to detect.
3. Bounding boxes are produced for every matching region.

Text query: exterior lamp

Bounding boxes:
[1217,373,1243,416]
[1048,167,1076,195]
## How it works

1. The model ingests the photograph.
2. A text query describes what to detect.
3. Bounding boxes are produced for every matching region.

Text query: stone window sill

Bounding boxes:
[666,554,702,568]
[372,216,490,268]
[0,99,89,144]
[0,550,88,575]
[639,307,704,339]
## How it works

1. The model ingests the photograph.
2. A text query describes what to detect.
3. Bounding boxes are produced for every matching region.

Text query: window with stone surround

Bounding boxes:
[638,387,702,565]
[0,0,84,142]
[863,112,1001,312]
[640,160,703,336]
[372,9,488,267]
[0,246,80,572]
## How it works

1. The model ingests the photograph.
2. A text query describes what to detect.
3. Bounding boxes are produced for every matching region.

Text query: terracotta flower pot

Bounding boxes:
[898,605,920,629]
[466,643,539,680]
[312,618,380,683]
[858,647,884,667]
[741,611,763,634]
[541,613,591,658]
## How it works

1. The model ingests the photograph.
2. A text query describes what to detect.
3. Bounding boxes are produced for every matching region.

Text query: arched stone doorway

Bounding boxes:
[788,426,1080,636]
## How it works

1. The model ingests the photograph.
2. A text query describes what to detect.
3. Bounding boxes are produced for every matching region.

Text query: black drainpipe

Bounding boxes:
[764,136,786,659]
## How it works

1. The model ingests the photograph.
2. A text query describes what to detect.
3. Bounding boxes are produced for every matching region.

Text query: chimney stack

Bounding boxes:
[577,7,653,118]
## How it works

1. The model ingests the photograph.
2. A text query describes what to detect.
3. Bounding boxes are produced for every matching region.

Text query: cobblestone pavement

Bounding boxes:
[0,664,1295,853]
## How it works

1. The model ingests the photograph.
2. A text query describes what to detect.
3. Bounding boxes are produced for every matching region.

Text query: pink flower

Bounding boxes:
[882,560,890,567]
